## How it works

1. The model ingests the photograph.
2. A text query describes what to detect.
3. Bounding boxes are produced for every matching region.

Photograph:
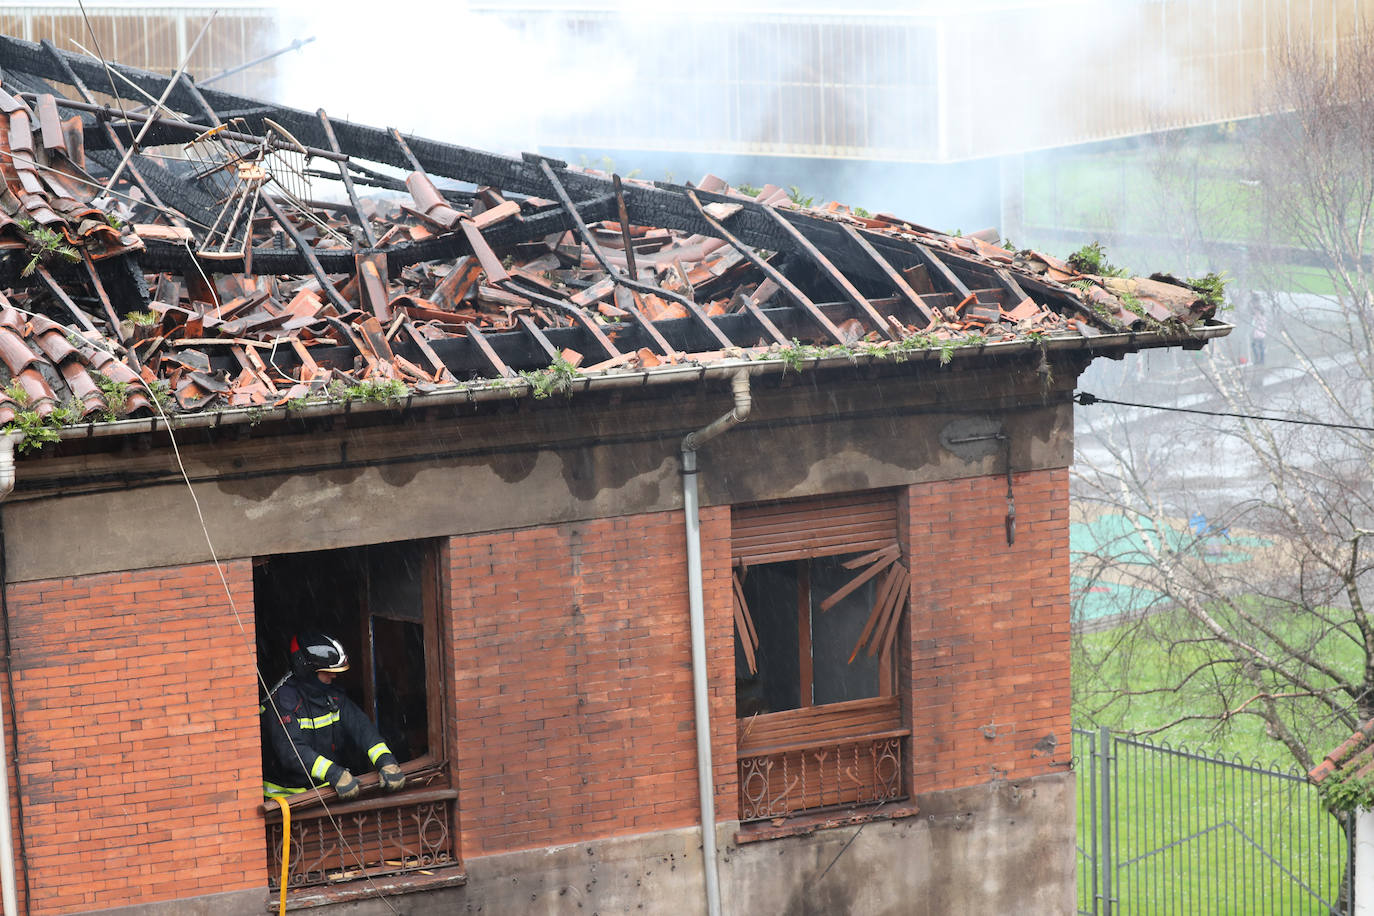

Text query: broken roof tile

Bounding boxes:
[0,34,1228,433]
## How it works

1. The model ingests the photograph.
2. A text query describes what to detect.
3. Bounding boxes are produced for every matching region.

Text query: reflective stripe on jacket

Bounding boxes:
[260,674,397,795]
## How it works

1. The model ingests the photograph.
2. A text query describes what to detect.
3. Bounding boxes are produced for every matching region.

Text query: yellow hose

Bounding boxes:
[276,796,291,916]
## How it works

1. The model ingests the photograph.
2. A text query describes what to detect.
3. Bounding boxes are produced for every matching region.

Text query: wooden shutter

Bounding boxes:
[731,490,897,566]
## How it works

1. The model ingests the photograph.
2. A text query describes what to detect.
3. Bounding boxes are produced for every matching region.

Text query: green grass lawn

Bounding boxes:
[1071,542,1355,913]
[1075,725,1348,915]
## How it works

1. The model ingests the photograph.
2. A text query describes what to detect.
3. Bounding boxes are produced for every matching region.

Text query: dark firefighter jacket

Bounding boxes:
[261,674,397,797]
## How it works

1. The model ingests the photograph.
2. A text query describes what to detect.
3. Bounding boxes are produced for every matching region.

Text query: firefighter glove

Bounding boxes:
[334,769,360,800]
[379,763,406,792]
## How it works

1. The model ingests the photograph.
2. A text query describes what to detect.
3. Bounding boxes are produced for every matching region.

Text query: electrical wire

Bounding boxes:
[4,301,407,908]
[74,0,133,132]
[172,251,404,913]
[1074,391,1374,434]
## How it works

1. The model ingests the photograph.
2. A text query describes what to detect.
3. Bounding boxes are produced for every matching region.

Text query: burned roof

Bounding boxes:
[0,33,1227,441]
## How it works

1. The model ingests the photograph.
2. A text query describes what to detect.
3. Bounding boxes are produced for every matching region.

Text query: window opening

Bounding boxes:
[735,548,904,717]
[732,492,911,822]
[254,538,460,892]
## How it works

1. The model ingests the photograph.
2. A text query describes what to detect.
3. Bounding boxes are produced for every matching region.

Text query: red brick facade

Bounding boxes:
[447,507,736,857]
[0,469,1072,909]
[907,469,1073,793]
[3,562,261,914]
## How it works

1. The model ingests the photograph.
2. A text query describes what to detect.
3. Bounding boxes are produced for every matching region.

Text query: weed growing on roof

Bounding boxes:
[3,380,28,406]
[20,225,80,278]
[144,378,171,411]
[735,183,762,197]
[124,310,158,327]
[91,372,130,422]
[856,340,890,360]
[7,409,60,452]
[1317,766,1374,812]
[1067,241,1128,277]
[3,398,82,454]
[1187,272,1228,310]
[853,207,871,219]
[1119,291,1146,317]
[336,378,407,404]
[778,341,808,375]
[787,186,815,208]
[519,355,580,400]
[938,339,958,365]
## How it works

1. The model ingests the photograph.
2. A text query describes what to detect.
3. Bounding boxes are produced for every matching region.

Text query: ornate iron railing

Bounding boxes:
[738,733,906,821]
[266,789,459,890]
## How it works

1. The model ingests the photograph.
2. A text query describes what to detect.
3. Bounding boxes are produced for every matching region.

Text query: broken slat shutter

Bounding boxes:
[731,490,897,566]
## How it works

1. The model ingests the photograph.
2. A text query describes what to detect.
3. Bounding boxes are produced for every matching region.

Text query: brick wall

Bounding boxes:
[906,469,1072,793]
[2,561,262,914]
[447,507,735,857]
[0,469,1073,912]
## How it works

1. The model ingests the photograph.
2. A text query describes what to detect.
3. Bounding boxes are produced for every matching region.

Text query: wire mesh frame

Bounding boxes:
[179,118,339,259]
[1073,726,1355,915]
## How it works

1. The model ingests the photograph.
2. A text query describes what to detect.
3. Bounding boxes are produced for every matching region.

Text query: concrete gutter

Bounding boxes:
[48,324,1232,443]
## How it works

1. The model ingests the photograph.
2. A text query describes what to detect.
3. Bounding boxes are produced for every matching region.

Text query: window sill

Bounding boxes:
[277,865,467,910]
[733,799,920,845]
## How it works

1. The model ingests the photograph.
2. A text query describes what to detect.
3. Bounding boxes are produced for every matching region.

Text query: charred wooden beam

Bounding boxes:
[516,314,561,364]
[533,156,733,351]
[684,190,846,345]
[35,265,98,334]
[259,194,352,313]
[612,174,638,281]
[613,287,678,358]
[838,225,937,328]
[318,109,378,247]
[764,208,898,341]
[82,252,125,344]
[463,323,514,378]
[735,290,789,346]
[908,241,972,300]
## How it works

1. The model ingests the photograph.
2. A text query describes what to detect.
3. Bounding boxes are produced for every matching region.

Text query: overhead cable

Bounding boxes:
[1074,391,1374,434]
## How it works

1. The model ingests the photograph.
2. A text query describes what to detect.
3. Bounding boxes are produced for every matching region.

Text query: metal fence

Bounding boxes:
[1075,726,1353,915]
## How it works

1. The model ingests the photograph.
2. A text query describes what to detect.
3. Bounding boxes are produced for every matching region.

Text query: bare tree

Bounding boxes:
[1073,26,1374,774]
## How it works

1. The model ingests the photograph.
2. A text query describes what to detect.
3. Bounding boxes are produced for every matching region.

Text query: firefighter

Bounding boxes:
[261,631,407,800]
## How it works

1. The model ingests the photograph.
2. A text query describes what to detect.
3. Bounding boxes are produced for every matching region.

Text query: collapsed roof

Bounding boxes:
[0,33,1227,438]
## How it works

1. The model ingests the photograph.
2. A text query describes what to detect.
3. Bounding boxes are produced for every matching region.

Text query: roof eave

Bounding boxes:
[35,323,1231,446]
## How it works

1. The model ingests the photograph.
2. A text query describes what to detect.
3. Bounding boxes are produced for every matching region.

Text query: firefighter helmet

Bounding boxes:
[290,631,350,674]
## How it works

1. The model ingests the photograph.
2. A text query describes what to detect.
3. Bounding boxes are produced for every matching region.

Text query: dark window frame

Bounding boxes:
[255,538,462,893]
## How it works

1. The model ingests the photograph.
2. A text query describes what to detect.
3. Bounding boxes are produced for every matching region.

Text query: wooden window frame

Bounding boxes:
[260,539,461,893]
[732,491,911,822]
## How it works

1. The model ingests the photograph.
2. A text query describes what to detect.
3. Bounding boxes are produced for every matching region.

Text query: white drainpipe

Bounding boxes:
[0,430,23,916]
[681,370,751,916]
